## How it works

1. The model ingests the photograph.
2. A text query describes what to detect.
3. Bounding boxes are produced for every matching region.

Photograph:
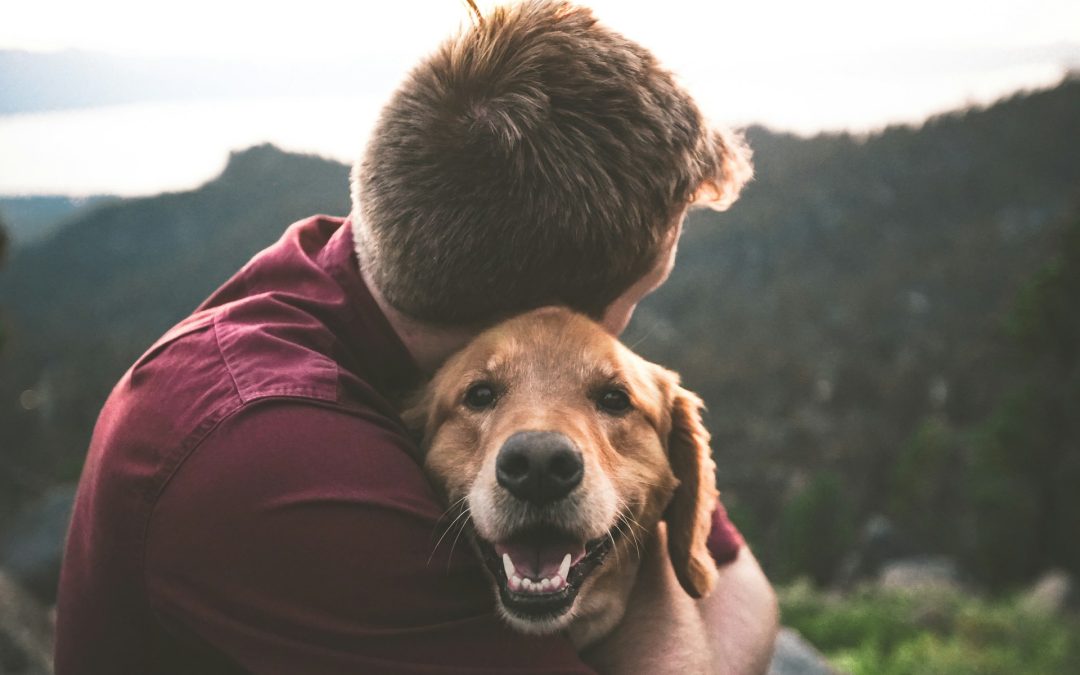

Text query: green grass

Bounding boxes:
[779,581,1080,674]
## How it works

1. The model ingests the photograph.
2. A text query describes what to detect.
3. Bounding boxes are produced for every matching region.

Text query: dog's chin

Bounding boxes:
[472,523,620,633]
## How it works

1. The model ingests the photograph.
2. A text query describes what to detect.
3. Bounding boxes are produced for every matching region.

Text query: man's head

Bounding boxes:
[352,0,751,328]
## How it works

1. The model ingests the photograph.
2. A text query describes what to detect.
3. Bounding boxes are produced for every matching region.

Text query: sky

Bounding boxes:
[2,0,1079,195]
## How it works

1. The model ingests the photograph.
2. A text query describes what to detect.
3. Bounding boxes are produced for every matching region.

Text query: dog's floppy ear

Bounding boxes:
[665,385,720,599]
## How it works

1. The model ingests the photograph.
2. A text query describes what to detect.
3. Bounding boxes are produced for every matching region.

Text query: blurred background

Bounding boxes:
[1,1,1079,673]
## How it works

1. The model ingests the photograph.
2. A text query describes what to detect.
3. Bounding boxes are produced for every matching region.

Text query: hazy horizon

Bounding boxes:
[3,0,1079,196]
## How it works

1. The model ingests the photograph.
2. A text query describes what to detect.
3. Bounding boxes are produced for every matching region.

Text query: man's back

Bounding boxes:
[54,216,592,673]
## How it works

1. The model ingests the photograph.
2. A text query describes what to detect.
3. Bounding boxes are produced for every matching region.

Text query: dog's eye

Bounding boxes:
[597,388,632,414]
[464,383,497,410]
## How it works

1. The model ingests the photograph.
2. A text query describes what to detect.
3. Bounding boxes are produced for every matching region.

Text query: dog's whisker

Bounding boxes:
[429,504,472,565]
[612,519,635,558]
[432,499,469,539]
[435,495,470,525]
[617,514,639,557]
[626,321,659,351]
[446,509,473,570]
[623,511,648,536]
[615,513,643,557]
[607,528,621,567]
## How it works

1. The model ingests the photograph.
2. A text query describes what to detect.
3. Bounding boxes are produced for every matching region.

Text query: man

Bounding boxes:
[55,1,776,672]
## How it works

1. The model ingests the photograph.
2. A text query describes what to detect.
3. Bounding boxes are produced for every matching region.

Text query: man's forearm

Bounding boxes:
[698,546,779,673]
[583,525,778,674]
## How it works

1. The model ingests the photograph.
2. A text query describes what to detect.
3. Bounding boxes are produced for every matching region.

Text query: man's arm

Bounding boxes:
[583,524,778,675]
[698,546,780,673]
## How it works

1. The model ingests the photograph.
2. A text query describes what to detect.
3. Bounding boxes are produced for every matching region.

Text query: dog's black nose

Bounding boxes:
[496,431,584,505]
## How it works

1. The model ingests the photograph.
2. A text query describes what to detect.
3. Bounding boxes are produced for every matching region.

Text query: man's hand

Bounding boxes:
[582,524,778,674]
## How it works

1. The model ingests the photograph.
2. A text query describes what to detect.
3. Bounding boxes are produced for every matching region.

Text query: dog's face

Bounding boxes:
[406,307,718,637]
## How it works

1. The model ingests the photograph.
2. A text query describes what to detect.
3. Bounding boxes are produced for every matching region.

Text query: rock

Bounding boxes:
[877,555,962,593]
[0,567,53,675]
[1020,569,1075,615]
[768,627,838,675]
[0,484,76,604]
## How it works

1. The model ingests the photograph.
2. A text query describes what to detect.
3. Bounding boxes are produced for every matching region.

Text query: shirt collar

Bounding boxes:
[319,218,422,396]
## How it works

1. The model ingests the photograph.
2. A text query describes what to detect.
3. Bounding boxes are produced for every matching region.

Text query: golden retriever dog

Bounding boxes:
[405,306,719,647]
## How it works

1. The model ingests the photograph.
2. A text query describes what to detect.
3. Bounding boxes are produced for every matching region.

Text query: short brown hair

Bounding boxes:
[352,0,751,325]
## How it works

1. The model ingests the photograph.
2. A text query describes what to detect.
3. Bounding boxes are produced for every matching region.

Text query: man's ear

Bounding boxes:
[665,386,720,599]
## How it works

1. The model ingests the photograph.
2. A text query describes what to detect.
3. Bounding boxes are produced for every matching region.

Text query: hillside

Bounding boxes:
[1,79,1079,587]
[0,196,116,247]
[627,76,1080,584]
[0,144,351,516]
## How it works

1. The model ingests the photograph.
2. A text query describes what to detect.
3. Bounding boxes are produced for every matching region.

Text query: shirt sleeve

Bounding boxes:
[144,401,593,675]
[706,499,745,566]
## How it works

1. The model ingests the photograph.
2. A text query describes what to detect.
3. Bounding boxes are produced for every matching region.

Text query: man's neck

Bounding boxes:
[359,264,477,376]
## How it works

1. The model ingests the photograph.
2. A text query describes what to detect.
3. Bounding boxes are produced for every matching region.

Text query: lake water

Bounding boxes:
[0,96,382,197]
[0,61,1069,197]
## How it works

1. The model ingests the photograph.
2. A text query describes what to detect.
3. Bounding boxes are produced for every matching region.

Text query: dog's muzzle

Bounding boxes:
[470,430,619,624]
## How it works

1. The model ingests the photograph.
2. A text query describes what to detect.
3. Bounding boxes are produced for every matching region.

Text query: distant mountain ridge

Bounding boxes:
[1,79,1079,586]
[0,196,116,247]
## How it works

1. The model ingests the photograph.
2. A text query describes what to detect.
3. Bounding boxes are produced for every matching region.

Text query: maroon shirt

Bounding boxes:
[55,215,743,674]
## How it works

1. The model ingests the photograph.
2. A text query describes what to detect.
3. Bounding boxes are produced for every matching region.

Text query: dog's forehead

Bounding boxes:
[462,309,626,381]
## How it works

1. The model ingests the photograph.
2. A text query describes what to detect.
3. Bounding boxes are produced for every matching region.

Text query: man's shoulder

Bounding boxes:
[210,302,341,406]
[169,399,433,515]
[124,312,419,508]
[108,301,343,453]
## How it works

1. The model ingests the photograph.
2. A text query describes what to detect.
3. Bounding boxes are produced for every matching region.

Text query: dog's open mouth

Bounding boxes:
[474,525,617,620]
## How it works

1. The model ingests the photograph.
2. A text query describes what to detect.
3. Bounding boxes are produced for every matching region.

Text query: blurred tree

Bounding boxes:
[888,417,964,552]
[774,471,857,585]
[965,213,1080,586]
[881,212,1080,588]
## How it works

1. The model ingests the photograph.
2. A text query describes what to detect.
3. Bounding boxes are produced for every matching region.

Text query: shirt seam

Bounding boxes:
[212,313,244,402]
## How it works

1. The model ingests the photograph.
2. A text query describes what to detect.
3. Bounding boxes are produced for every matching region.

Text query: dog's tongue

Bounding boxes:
[494,531,586,579]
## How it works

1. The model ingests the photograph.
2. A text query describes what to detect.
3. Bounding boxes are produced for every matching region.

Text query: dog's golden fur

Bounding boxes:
[405,306,719,646]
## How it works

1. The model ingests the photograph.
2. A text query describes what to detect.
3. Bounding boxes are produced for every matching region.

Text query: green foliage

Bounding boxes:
[780,582,1080,675]
[883,213,1080,587]
[964,391,1045,585]
[965,215,1080,585]
[1007,218,1080,360]
[774,472,856,585]
[888,418,963,551]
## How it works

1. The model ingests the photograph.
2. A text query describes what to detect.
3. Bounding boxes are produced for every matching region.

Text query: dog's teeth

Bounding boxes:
[510,575,522,591]
[551,575,564,590]
[522,578,533,591]
[539,578,551,591]
[502,553,515,579]
[559,553,572,580]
